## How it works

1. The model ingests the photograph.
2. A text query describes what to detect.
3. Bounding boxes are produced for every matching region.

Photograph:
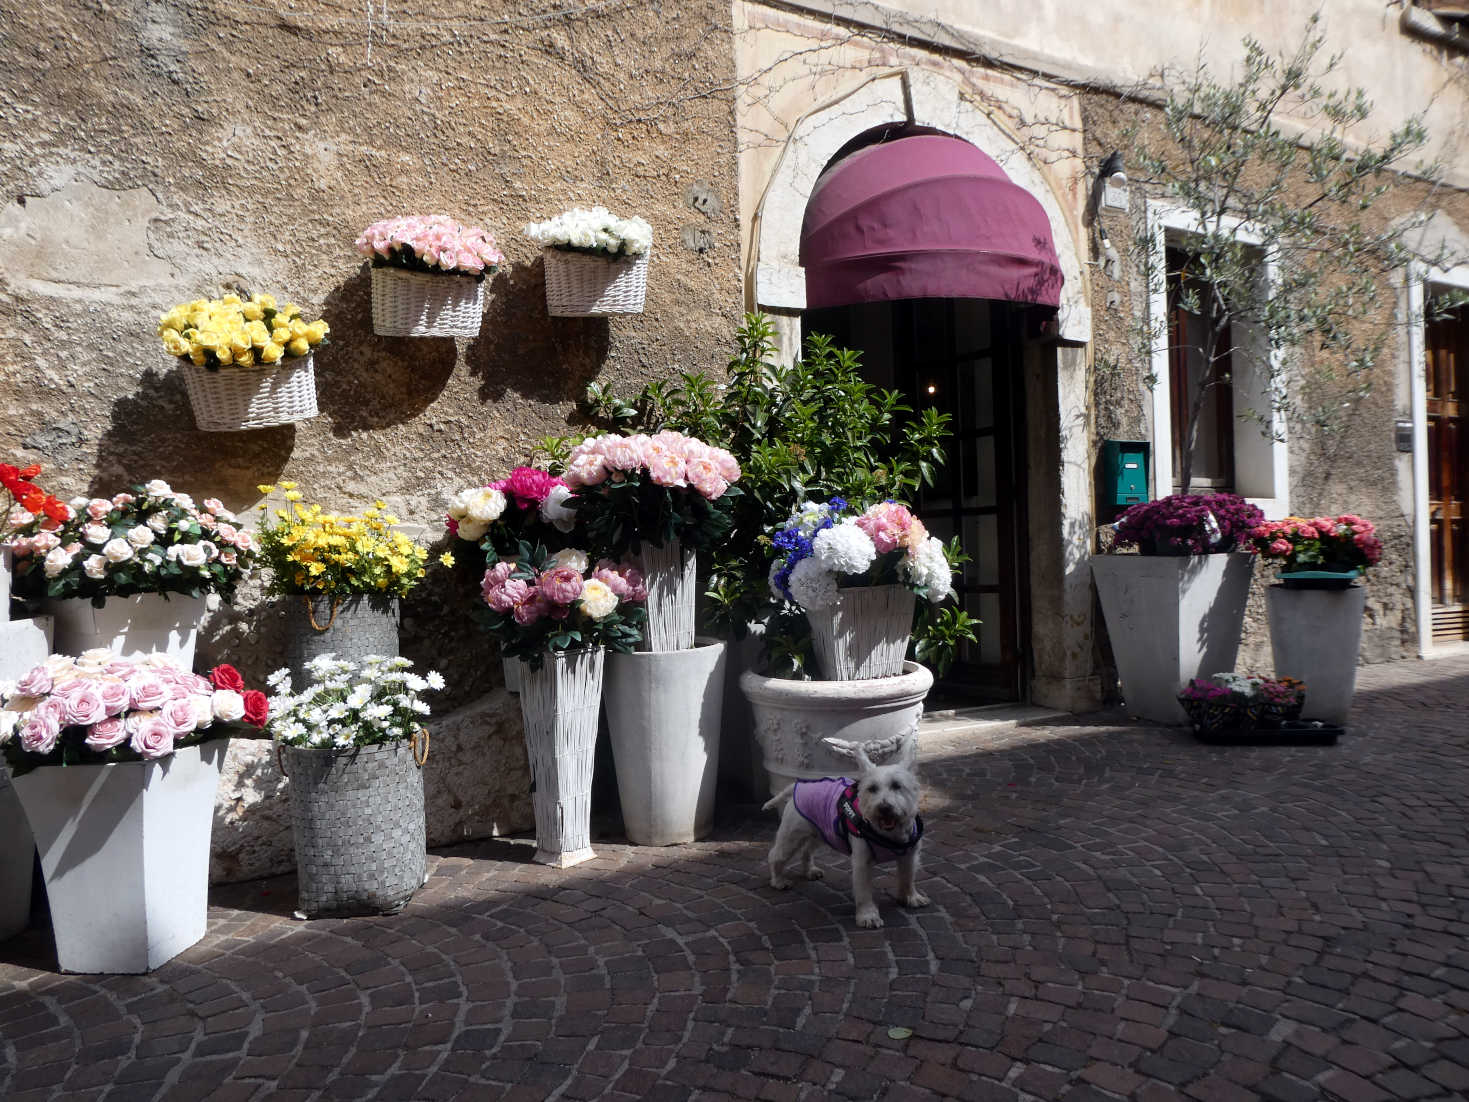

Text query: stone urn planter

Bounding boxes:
[604,638,726,845]
[49,593,207,669]
[10,741,228,973]
[1266,582,1366,727]
[1091,552,1254,725]
[283,595,399,683]
[280,737,429,918]
[517,647,605,868]
[739,661,934,793]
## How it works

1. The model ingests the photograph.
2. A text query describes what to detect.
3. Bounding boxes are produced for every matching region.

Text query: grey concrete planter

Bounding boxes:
[604,638,726,845]
[282,595,399,683]
[1267,583,1366,727]
[1091,552,1254,725]
[282,739,427,918]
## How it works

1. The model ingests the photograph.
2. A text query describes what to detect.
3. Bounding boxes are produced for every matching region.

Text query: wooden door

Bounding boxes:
[1426,296,1469,642]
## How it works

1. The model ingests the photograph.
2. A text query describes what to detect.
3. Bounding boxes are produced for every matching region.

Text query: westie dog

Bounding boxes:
[762,735,928,928]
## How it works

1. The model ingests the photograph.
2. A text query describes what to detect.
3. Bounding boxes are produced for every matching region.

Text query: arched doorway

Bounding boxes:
[799,130,1065,702]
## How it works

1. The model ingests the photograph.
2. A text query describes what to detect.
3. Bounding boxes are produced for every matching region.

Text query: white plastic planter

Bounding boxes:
[1091,552,1254,725]
[739,660,934,794]
[49,594,206,669]
[11,741,227,973]
[1,545,11,620]
[517,648,605,868]
[1267,584,1366,727]
[0,613,50,942]
[806,584,915,680]
[604,638,726,845]
[635,539,696,652]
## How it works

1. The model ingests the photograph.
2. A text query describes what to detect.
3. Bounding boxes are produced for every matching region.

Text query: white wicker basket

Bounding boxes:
[542,249,648,317]
[370,266,486,337]
[807,584,916,681]
[180,354,318,432]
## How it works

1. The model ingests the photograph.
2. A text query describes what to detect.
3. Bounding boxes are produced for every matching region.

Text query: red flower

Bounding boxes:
[241,690,269,728]
[210,664,246,692]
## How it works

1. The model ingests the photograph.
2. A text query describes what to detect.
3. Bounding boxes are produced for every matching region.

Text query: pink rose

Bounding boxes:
[60,682,108,727]
[512,594,550,626]
[19,713,60,755]
[85,498,113,521]
[129,715,175,760]
[486,576,532,614]
[160,695,199,737]
[538,566,584,605]
[127,673,170,711]
[85,717,129,751]
[15,663,52,697]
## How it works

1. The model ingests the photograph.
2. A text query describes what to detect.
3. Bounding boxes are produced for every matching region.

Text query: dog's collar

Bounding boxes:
[837,783,923,854]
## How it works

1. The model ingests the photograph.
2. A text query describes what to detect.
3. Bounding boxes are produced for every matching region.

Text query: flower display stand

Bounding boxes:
[542,249,648,317]
[11,741,227,972]
[1091,552,1254,725]
[806,584,915,680]
[1266,584,1366,727]
[635,539,696,652]
[283,595,399,684]
[281,739,428,917]
[740,661,933,794]
[517,648,604,868]
[49,594,206,669]
[370,267,485,338]
[604,638,726,845]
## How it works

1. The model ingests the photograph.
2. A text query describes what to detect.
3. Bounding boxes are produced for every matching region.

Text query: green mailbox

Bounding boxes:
[1100,440,1150,506]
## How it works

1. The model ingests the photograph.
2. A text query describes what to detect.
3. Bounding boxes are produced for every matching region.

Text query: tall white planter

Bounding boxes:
[635,539,696,652]
[1091,552,1254,725]
[740,661,933,793]
[1267,584,1366,727]
[518,648,605,868]
[11,741,227,973]
[50,594,206,669]
[1,545,12,620]
[806,584,915,680]
[604,639,726,845]
[0,613,49,942]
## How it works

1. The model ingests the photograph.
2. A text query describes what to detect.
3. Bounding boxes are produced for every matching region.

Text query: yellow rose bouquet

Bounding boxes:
[157,292,329,370]
[255,486,428,598]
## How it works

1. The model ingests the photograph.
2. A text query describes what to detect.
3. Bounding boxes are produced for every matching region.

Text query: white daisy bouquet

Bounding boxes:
[523,205,653,259]
[266,655,443,750]
[767,498,955,611]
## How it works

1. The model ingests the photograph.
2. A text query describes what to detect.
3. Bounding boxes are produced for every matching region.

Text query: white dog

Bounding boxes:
[762,735,929,928]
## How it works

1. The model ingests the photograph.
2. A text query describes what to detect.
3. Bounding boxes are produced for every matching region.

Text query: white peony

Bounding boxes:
[211,690,246,722]
[455,517,488,543]
[83,554,108,580]
[102,538,135,564]
[788,558,839,610]
[579,578,618,620]
[539,483,577,533]
[126,525,155,549]
[462,487,507,525]
[549,547,589,573]
[812,521,877,575]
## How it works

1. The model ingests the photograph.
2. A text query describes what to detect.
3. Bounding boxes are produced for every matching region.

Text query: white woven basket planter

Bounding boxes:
[179,354,317,432]
[635,539,696,652]
[807,584,916,681]
[517,647,605,868]
[370,266,486,337]
[542,249,648,316]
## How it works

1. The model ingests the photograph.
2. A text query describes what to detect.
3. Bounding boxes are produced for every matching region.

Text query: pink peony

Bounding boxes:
[594,560,647,604]
[85,717,129,751]
[500,466,563,508]
[602,435,646,472]
[685,456,728,500]
[129,715,175,760]
[486,577,532,614]
[538,565,584,605]
[512,593,550,625]
[563,454,609,488]
[480,561,517,602]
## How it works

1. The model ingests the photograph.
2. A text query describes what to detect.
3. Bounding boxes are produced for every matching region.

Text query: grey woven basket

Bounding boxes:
[282,739,427,917]
[283,595,399,684]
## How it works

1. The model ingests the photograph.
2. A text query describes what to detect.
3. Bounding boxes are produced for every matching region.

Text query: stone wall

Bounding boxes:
[0,0,742,880]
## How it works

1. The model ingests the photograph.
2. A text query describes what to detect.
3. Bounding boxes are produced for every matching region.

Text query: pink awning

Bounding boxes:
[799,135,1064,310]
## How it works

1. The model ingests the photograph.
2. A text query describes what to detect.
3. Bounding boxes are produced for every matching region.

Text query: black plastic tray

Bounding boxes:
[1192,719,1343,746]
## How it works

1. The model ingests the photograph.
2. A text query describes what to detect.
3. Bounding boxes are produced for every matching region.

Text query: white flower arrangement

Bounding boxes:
[523,206,653,259]
[267,654,443,751]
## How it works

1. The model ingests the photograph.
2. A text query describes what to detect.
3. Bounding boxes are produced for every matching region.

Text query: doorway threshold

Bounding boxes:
[919,702,1068,737]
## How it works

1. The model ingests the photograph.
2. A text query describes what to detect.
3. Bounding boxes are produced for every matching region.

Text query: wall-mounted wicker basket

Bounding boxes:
[542,249,648,317]
[179,354,318,432]
[370,266,486,337]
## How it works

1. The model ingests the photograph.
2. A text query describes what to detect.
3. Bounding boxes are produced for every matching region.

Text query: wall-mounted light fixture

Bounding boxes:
[1097,151,1129,211]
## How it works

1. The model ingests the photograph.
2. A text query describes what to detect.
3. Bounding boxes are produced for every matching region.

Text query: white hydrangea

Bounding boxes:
[768,558,788,601]
[903,536,954,602]
[812,521,876,576]
[788,558,839,611]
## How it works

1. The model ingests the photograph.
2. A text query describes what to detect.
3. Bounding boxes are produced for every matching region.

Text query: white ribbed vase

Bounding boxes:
[635,539,696,652]
[806,584,916,680]
[517,647,605,868]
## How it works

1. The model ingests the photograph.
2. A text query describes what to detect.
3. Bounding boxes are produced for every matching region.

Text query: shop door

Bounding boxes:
[1427,296,1469,642]
[803,298,1028,701]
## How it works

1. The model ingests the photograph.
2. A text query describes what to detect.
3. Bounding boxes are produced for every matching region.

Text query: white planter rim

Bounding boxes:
[740,660,934,707]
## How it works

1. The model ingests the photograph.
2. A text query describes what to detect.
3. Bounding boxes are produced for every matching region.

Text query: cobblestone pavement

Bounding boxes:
[3,654,1468,1101]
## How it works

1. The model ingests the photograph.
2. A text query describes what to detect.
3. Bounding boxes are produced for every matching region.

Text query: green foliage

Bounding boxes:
[913,606,981,679]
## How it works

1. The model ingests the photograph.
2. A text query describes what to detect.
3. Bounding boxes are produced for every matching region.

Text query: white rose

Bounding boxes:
[83,554,108,580]
[144,479,172,496]
[147,512,170,534]
[127,525,155,549]
[211,689,245,722]
[463,487,506,525]
[177,544,207,568]
[102,538,135,564]
[43,548,74,577]
[191,693,215,729]
[549,547,589,573]
[82,522,110,545]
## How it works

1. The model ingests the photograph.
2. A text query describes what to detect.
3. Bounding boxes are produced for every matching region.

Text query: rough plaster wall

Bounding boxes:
[0,0,741,880]
[1078,89,1469,691]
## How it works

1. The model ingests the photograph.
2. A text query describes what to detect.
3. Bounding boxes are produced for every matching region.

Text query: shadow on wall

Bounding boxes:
[89,363,293,502]
[463,256,611,409]
[315,264,458,437]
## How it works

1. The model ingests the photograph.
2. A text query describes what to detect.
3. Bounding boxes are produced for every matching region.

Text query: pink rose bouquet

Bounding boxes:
[446,466,579,560]
[356,215,504,279]
[561,431,742,557]
[473,546,647,668]
[1245,514,1382,575]
[1,655,268,776]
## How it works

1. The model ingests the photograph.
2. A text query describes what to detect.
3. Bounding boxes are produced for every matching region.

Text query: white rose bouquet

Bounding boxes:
[523,206,653,259]
[267,654,443,751]
[7,480,256,605]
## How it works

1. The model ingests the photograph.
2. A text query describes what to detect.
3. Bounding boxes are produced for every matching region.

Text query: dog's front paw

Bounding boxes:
[769,874,793,891]
[805,866,825,881]
[855,905,884,929]
[899,889,930,909]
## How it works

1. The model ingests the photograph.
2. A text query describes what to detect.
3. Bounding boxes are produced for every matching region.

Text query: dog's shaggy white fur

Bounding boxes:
[762,736,929,928]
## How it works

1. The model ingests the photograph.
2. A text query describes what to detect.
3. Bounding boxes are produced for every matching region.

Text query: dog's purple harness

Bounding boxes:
[791,777,923,864]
